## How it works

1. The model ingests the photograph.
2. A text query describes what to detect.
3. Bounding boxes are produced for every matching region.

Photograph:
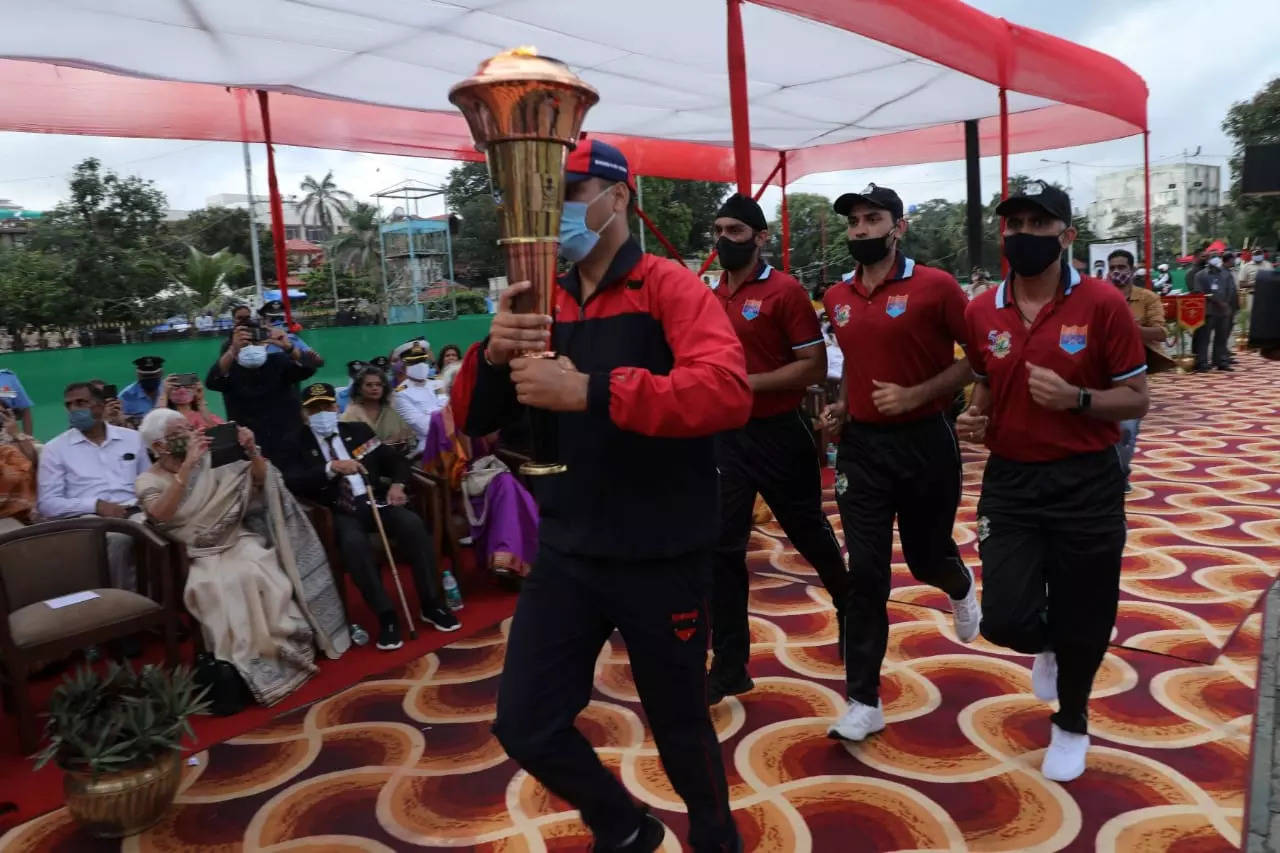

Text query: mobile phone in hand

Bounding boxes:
[204,422,247,468]
[102,384,118,401]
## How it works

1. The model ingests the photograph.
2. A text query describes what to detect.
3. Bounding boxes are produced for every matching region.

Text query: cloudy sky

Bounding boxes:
[1,0,1277,222]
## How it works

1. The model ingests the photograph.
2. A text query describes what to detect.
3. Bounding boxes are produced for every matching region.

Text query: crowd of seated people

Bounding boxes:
[0,314,543,726]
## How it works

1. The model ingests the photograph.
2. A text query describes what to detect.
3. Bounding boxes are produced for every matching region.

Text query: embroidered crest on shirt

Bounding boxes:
[742,299,763,321]
[885,294,908,318]
[987,330,1012,359]
[834,304,852,327]
[1058,324,1088,355]
[671,609,699,642]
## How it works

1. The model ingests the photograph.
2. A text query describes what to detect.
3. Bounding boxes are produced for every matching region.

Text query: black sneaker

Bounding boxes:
[1217,364,1234,371]
[375,616,403,651]
[421,606,461,633]
[596,812,665,852]
[707,667,754,705]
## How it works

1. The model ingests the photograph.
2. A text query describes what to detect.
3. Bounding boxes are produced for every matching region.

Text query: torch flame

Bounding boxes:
[508,45,538,57]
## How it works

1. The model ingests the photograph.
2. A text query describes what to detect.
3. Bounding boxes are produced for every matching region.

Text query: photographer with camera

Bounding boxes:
[205,323,316,463]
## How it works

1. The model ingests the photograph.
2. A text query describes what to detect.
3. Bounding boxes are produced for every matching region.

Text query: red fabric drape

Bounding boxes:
[256,90,293,324]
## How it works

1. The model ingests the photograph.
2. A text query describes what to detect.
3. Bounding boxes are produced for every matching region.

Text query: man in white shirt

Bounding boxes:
[392,341,443,456]
[38,382,150,589]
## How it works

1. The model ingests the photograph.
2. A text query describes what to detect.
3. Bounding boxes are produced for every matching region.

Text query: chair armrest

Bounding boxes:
[494,447,531,472]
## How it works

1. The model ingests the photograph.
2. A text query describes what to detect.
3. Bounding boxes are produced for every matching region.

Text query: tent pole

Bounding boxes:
[256,90,294,324]
[234,90,265,305]
[726,0,752,195]
[1143,130,1153,272]
[779,151,790,274]
[635,206,685,261]
[697,155,784,277]
[999,87,1010,279]
[963,119,982,276]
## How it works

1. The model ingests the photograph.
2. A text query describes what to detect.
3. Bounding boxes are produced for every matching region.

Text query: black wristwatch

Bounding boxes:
[1072,387,1092,413]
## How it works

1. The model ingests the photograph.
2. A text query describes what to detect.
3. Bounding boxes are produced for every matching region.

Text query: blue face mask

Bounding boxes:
[558,185,618,263]
[308,410,339,438]
[68,408,97,432]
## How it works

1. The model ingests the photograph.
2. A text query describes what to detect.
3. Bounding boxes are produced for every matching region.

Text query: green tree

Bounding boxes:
[165,206,274,286]
[297,171,354,239]
[1222,77,1280,247]
[0,248,76,328]
[764,193,845,286]
[631,178,729,259]
[330,202,381,276]
[903,199,967,274]
[28,157,170,323]
[444,162,504,287]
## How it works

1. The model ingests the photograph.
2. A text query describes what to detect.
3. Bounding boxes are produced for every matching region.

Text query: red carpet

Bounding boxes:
[0,559,518,830]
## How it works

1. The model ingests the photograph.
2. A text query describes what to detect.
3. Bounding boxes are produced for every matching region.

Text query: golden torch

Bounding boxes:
[449,47,599,476]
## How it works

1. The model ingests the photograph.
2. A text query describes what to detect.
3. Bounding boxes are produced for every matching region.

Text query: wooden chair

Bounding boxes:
[0,518,178,753]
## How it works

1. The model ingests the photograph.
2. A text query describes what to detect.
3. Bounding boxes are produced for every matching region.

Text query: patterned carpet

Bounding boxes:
[4,358,1277,852]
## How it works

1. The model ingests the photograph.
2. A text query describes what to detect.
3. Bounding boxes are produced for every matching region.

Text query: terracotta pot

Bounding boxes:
[62,751,182,838]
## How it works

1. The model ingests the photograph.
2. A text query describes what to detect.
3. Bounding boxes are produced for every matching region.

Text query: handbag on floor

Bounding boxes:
[193,652,252,716]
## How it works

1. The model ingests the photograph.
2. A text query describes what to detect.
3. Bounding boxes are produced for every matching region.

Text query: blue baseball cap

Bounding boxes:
[566,137,632,187]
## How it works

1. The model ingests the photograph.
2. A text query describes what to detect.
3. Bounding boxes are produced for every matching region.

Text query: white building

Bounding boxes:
[1087,163,1220,237]
[203,193,330,242]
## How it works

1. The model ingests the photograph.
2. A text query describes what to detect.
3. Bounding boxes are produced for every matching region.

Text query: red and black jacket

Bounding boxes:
[463,238,752,560]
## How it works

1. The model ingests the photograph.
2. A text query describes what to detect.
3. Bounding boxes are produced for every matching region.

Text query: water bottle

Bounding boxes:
[349,623,369,646]
[826,443,838,469]
[443,571,464,611]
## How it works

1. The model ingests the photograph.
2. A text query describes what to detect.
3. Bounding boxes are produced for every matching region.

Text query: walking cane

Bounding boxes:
[360,472,418,640]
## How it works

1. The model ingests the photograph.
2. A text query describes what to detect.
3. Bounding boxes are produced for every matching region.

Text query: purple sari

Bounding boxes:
[423,408,539,578]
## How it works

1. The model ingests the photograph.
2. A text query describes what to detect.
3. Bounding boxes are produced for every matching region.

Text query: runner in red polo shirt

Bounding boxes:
[958,182,1149,783]
[706,193,849,705]
[819,184,980,743]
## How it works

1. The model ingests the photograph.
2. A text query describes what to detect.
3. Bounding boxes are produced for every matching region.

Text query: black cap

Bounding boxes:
[262,300,284,315]
[368,356,391,371]
[715,193,768,231]
[133,356,165,375]
[834,183,904,220]
[301,382,336,406]
[995,181,1072,224]
[346,359,367,378]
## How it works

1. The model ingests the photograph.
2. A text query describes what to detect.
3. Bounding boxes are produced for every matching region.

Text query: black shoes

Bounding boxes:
[421,606,461,632]
[707,667,754,705]
[596,812,666,852]
[375,615,403,651]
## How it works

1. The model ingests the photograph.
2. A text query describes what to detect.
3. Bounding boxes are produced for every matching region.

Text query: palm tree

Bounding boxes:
[330,202,381,275]
[298,171,354,306]
[297,171,354,241]
[171,245,247,333]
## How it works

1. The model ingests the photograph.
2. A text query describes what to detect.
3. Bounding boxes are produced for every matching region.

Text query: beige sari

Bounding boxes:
[137,458,350,706]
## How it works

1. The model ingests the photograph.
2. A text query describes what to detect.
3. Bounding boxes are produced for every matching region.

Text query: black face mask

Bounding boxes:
[1003,232,1065,277]
[140,377,161,394]
[716,236,758,272]
[846,232,895,266]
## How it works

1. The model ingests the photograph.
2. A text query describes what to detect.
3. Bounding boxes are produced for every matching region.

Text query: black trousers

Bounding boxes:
[1193,313,1232,369]
[493,546,739,852]
[977,449,1126,735]
[712,409,848,673]
[835,415,972,706]
[333,503,440,619]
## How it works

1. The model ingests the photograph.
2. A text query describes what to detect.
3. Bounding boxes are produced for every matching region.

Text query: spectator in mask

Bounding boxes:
[337,360,366,414]
[37,382,149,591]
[393,341,444,456]
[1191,254,1236,372]
[156,373,224,430]
[119,356,165,429]
[205,324,316,462]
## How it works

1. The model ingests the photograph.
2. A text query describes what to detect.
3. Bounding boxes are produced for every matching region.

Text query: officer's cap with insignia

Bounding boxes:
[402,342,431,364]
[368,356,391,371]
[301,382,336,407]
[133,356,165,376]
[262,299,285,315]
[346,359,367,378]
[391,337,430,361]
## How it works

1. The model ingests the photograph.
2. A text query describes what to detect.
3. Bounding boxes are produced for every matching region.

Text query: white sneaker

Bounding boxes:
[826,699,885,742]
[951,581,981,643]
[1041,723,1089,782]
[1032,651,1058,701]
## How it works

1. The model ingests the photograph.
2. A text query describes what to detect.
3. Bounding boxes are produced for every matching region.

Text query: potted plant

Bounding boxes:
[34,662,209,837]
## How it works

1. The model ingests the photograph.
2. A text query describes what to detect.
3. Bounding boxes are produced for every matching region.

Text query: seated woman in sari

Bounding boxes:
[340,365,417,458]
[136,408,349,706]
[422,361,538,579]
[0,405,36,534]
[156,373,225,429]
